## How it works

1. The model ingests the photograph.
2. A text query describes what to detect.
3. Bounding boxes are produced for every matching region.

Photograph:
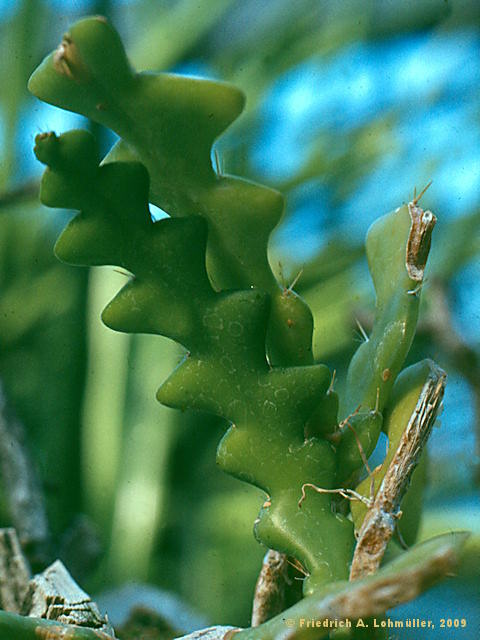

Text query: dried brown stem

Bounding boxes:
[251,550,289,626]
[0,528,115,637]
[349,363,446,580]
[406,199,436,282]
[24,560,114,635]
[0,528,31,612]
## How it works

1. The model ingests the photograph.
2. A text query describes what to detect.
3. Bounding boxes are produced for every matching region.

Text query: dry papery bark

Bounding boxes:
[350,361,446,580]
[0,528,113,635]
[251,550,289,627]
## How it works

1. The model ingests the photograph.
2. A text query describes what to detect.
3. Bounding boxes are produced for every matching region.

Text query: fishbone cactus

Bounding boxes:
[0,15,467,640]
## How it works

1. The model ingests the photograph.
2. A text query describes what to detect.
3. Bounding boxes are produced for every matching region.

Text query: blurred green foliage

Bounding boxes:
[0,0,479,631]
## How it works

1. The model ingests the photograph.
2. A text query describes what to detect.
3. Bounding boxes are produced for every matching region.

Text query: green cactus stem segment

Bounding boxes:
[0,611,114,640]
[336,203,436,481]
[27,16,313,366]
[33,128,353,593]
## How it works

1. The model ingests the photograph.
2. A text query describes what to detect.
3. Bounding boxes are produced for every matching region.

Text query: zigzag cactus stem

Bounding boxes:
[33,128,353,594]
[29,16,437,604]
[28,16,313,368]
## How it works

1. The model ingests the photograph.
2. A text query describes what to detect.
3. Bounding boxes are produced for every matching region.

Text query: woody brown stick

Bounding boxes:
[350,363,446,580]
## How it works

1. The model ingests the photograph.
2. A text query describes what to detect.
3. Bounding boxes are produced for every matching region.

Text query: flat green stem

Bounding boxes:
[0,611,114,640]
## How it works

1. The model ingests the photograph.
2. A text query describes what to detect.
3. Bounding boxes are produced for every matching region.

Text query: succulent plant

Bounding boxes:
[0,16,468,640]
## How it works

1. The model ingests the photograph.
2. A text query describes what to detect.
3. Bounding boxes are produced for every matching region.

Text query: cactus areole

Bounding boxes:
[27,15,455,634]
